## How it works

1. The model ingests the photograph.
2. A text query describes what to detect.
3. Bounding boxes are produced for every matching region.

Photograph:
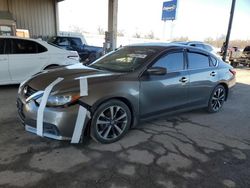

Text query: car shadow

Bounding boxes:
[0,84,19,90]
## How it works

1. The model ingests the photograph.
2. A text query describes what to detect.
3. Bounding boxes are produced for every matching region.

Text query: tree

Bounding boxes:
[117,30,125,37]
[97,26,105,35]
[133,33,141,38]
[145,31,155,39]
[172,36,189,42]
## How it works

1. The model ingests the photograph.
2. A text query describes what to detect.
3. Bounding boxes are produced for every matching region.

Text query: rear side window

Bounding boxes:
[210,56,218,67]
[57,37,70,46]
[153,52,184,72]
[70,38,82,46]
[12,39,47,54]
[37,43,47,53]
[12,39,36,54]
[188,52,210,69]
[0,39,4,54]
[204,44,213,52]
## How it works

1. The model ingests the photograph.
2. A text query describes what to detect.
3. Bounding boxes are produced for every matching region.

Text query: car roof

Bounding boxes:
[127,42,193,49]
[172,41,212,46]
[0,36,70,52]
[127,42,209,52]
[0,36,43,42]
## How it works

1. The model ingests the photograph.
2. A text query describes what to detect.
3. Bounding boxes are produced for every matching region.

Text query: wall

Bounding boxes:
[0,0,58,38]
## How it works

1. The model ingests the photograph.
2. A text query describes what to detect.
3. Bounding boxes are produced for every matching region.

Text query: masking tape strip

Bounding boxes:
[36,77,64,136]
[71,77,88,143]
[26,90,44,103]
[70,74,113,143]
[80,77,88,96]
[71,106,87,143]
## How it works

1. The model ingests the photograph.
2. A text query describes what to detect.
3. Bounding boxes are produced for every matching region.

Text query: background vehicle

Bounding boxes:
[173,41,218,54]
[0,36,80,85]
[17,43,236,144]
[229,46,250,67]
[48,35,103,64]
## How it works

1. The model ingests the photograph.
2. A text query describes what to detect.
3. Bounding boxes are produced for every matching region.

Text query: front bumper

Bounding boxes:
[25,124,71,141]
[17,96,89,141]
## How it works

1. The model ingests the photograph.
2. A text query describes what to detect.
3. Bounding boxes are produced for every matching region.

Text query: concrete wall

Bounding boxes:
[0,0,59,38]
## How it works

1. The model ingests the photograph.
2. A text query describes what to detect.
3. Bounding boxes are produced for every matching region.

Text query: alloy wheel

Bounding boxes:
[96,105,128,140]
[211,87,225,111]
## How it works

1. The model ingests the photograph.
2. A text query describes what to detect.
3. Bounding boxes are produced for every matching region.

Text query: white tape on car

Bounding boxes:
[71,77,88,143]
[26,90,44,102]
[34,73,112,143]
[36,77,64,136]
[71,106,87,143]
[80,77,88,96]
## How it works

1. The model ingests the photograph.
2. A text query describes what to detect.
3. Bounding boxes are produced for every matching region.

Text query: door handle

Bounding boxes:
[210,71,217,76]
[179,77,188,83]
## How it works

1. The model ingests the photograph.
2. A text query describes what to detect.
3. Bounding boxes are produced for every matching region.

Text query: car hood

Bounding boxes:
[26,64,123,93]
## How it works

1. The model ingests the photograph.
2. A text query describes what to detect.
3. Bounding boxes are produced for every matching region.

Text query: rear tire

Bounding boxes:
[90,100,131,144]
[207,85,226,113]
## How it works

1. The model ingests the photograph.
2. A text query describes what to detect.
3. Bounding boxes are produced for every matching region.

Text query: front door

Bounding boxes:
[139,51,189,117]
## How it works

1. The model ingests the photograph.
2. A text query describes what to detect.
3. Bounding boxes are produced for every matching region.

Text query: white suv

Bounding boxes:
[0,36,80,85]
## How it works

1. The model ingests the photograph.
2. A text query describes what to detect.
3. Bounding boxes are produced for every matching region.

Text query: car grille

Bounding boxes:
[24,85,37,98]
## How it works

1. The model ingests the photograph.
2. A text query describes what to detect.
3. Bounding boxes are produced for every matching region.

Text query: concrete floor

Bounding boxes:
[0,68,250,188]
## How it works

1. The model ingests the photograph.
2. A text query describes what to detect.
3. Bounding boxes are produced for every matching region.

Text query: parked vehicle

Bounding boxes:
[229,46,250,67]
[0,36,80,85]
[17,43,236,144]
[173,41,218,55]
[48,35,103,64]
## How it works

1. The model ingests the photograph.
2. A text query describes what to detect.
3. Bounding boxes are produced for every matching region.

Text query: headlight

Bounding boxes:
[36,94,80,107]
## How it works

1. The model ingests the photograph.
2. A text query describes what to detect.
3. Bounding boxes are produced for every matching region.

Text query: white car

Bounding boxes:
[0,36,80,85]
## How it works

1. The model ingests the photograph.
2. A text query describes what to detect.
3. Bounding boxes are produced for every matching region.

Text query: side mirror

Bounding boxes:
[147,67,166,75]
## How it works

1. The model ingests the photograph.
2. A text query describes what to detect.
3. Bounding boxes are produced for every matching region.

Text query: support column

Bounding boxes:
[222,0,236,61]
[54,0,60,35]
[108,0,118,50]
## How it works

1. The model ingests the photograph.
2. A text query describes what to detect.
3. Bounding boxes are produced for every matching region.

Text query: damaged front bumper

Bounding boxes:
[17,96,90,142]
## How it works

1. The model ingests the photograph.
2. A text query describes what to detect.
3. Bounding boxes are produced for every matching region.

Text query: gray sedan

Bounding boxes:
[17,43,236,144]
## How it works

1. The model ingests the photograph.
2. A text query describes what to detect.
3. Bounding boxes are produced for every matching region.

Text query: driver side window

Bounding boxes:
[153,52,184,72]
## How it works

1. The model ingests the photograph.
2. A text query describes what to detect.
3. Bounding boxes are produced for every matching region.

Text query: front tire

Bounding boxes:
[90,100,131,144]
[207,85,226,113]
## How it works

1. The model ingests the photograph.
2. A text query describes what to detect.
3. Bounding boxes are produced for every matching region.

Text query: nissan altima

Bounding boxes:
[17,43,236,144]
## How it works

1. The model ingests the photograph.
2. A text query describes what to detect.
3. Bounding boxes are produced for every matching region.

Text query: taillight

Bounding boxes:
[229,69,236,76]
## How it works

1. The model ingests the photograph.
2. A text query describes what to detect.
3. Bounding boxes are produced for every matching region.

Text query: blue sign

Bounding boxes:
[162,0,177,21]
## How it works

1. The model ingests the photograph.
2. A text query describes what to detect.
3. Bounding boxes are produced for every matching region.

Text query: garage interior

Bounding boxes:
[0,0,118,49]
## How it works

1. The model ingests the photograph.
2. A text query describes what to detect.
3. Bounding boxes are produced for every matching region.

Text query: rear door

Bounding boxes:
[8,39,48,82]
[140,50,189,117]
[187,50,218,106]
[0,38,11,83]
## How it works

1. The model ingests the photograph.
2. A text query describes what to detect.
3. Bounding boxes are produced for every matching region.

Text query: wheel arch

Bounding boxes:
[218,82,229,101]
[91,96,138,128]
[43,64,59,70]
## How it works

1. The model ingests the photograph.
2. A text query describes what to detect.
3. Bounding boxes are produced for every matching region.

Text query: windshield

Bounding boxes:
[89,46,161,72]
